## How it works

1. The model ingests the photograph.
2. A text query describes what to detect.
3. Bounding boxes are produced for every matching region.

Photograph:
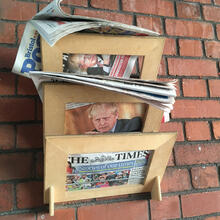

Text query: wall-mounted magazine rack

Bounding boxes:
[41,33,175,216]
[41,33,164,80]
[41,33,166,133]
[44,84,159,136]
[43,83,176,216]
[44,133,176,215]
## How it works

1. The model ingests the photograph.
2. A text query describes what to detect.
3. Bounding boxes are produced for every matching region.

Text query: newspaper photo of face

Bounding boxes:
[89,103,119,133]
[87,103,142,134]
[64,102,146,135]
[63,53,113,75]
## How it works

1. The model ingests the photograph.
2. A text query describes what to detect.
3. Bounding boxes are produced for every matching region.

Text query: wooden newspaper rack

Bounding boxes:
[41,33,177,216]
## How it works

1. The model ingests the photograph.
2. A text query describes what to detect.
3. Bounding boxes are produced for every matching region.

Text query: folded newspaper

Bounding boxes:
[12,0,159,77]
[66,150,151,191]
[30,71,176,112]
[11,0,176,114]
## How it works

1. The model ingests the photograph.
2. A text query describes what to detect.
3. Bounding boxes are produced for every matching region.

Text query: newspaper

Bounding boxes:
[11,0,175,116]
[63,53,138,78]
[64,102,145,135]
[66,150,151,191]
[30,71,176,112]
[12,0,159,77]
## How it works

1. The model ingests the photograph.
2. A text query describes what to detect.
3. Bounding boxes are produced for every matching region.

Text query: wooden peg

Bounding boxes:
[151,176,162,201]
[49,186,54,216]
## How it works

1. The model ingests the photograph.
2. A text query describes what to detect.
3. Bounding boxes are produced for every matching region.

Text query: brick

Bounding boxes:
[205,216,220,220]
[78,201,148,220]
[0,0,37,21]
[0,214,35,220]
[176,80,181,97]
[90,0,118,10]
[214,0,220,5]
[122,0,174,17]
[0,125,15,150]
[160,122,184,141]
[185,121,210,141]
[158,58,166,76]
[16,181,43,209]
[17,24,26,44]
[168,58,217,77]
[0,47,17,69]
[167,152,175,166]
[17,76,37,95]
[36,152,43,179]
[37,209,75,220]
[175,143,220,165]
[179,39,203,57]
[0,184,13,212]
[37,0,52,2]
[38,4,71,14]
[0,98,35,122]
[217,24,220,40]
[163,38,176,56]
[166,19,213,39]
[171,100,220,119]
[61,0,88,6]
[203,6,220,22]
[74,9,133,25]
[159,78,180,96]
[37,98,43,121]
[150,196,180,220]
[188,0,211,3]
[17,124,43,149]
[191,166,219,189]
[136,16,163,35]
[212,121,220,139]
[183,79,207,97]
[59,5,72,15]
[205,41,220,58]
[0,22,15,44]
[177,2,201,19]
[0,72,16,95]
[0,153,33,180]
[181,191,220,217]
[209,80,220,97]
[161,168,191,193]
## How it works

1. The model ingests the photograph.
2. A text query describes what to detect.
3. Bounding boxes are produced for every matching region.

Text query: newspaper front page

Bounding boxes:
[66,150,151,191]
[12,0,158,77]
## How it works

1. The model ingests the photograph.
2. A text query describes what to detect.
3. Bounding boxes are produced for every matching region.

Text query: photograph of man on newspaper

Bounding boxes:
[87,103,142,134]
[64,103,146,135]
[63,53,115,75]
[63,53,138,78]
[66,150,151,191]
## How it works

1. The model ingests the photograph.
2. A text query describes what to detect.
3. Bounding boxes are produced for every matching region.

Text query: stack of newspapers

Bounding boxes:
[12,0,176,113]
[30,0,159,47]
[30,71,176,113]
[12,0,159,75]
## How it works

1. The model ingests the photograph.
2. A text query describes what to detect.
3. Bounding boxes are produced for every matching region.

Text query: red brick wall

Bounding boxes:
[0,0,220,219]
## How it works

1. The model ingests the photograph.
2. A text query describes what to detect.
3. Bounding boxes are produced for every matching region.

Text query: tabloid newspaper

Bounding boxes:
[63,53,138,78]
[11,0,176,117]
[12,0,159,77]
[31,71,176,113]
[66,150,152,191]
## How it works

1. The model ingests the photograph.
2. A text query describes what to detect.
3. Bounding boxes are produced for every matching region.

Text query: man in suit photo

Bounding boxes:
[63,53,115,75]
[87,103,142,134]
